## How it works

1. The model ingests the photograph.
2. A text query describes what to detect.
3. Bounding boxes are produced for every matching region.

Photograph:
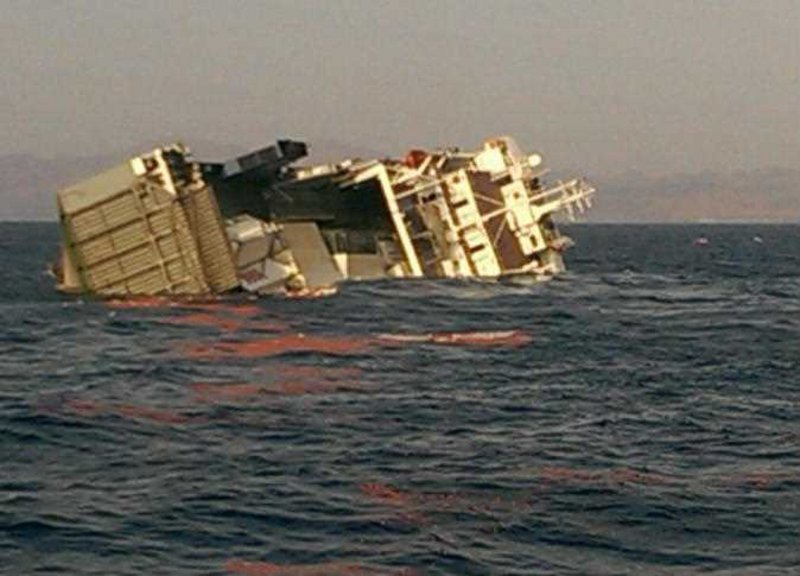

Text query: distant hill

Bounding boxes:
[1,146,796,223]
[0,153,121,221]
[0,137,388,221]
[587,168,799,223]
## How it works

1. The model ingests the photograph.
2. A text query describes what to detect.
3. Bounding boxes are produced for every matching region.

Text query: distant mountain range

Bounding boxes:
[0,138,387,221]
[1,145,796,223]
[0,153,120,221]
[587,168,799,223]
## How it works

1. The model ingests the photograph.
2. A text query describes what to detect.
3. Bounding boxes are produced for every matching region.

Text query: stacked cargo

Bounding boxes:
[57,146,236,296]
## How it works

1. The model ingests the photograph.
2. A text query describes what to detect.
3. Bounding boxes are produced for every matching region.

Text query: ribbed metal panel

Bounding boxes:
[59,179,212,296]
[184,186,239,293]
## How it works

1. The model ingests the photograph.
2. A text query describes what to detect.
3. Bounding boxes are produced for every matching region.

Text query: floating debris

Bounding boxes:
[54,137,594,297]
[180,329,532,360]
[538,465,671,487]
[155,312,286,333]
[224,559,418,576]
[190,382,263,402]
[375,330,532,347]
[57,398,194,425]
[359,481,534,526]
[156,312,244,332]
[190,377,367,402]
[182,334,375,359]
[104,296,177,309]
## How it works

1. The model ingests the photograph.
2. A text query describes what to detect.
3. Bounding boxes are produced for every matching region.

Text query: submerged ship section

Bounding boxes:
[54,136,594,296]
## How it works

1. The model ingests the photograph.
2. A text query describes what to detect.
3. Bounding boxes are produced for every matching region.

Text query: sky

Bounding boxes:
[1,0,798,177]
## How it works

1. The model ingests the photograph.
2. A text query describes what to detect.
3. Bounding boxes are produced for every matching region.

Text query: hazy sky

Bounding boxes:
[1,0,798,176]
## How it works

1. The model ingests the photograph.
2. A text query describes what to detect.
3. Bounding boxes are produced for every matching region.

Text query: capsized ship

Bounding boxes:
[54,136,595,296]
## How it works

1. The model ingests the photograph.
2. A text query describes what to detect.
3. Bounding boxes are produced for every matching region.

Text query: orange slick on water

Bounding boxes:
[538,466,672,487]
[177,302,263,317]
[225,560,363,576]
[360,482,410,506]
[359,482,532,520]
[191,379,367,403]
[376,330,532,347]
[263,380,366,395]
[158,313,243,332]
[105,296,175,309]
[191,383,263,401]
[62,398,193,425]
[225,560,417,576]
[104,297,263,317]
[273,364,363,380]
[184,334,374,359]
[182,329,530,359]
[159,311,288,333]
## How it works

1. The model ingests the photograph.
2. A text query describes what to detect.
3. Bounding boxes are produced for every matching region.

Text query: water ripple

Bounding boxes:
[2,224,799,574]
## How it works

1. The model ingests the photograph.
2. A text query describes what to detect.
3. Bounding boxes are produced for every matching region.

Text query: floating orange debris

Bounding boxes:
[225,561,283,576]
[105,296,175,309]
[225,560,363,575]
[62,398,104,417]
[742,472,775,490]
[376,330,532,347]
[182,329,529,360]
[606,467,670,486]
[103,297,264,318]
[63,398,193,425]
[184,334,374,359]
[191,383,263,402]
[191,378,367,403]
[722,470,791,491]
[191,363,366,403]
[247,320,290,332]
[224,559,417,576]
[158,312,243,332]
[158,311,287,333]
[112,403,193,425]
[360,482,410,506]
[539,466,600,483]
[263,380,366,395]
[274,364,363,381]
[179,302,263,317]
[539,466,670,487]
[360,482,531,519]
